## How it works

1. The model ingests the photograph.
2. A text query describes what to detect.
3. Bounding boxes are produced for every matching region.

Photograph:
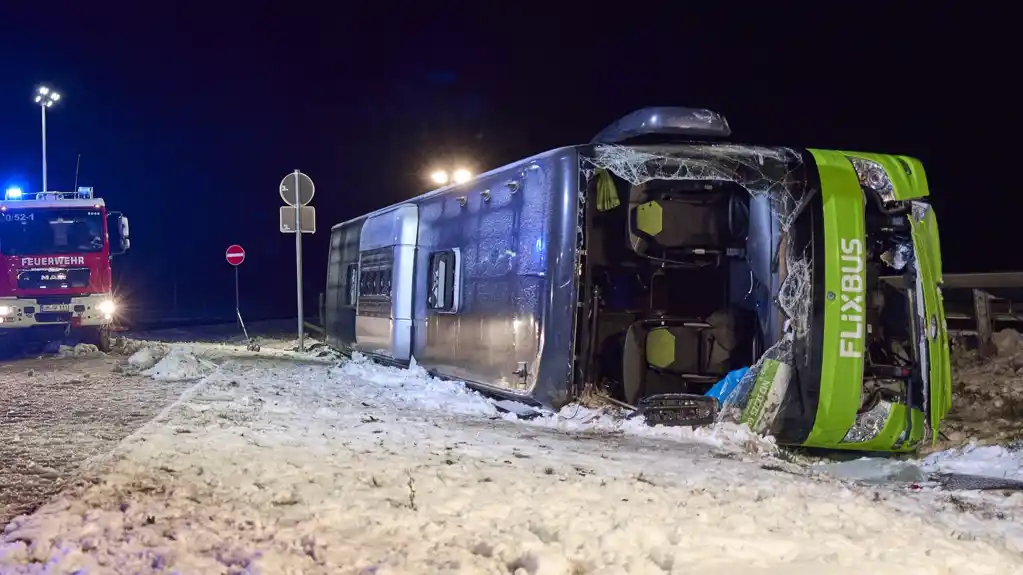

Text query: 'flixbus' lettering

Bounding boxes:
[838,238,865,359]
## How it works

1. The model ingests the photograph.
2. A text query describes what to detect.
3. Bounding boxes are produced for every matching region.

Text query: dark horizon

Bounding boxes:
[0,4,1011,323]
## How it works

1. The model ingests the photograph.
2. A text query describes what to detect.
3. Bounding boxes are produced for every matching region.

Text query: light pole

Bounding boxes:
[34,86,60,193]
[429,167,473,187]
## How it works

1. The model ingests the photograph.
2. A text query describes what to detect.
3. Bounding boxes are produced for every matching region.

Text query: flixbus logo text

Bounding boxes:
[839,238,865,359]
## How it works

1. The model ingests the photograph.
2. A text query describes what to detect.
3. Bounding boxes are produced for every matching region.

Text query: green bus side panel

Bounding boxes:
[903,408,927,453]
[803,149,866,447]
[911,206,952,437]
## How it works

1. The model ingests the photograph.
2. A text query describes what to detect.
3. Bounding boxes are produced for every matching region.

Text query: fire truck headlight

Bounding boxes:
[98,300,116,315]
[0,306,12,316]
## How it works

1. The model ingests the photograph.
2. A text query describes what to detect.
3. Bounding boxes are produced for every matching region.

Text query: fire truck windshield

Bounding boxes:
[0,209,105,255]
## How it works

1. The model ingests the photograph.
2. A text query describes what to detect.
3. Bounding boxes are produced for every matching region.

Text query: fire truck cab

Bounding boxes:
[0,187,129,353]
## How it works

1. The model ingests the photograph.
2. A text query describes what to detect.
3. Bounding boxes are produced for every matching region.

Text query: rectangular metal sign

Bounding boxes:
[279,206,316,233]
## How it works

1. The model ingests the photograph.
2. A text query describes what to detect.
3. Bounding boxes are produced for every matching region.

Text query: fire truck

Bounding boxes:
[0,186,130,353]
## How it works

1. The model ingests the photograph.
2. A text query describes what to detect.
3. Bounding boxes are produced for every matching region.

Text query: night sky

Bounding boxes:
[0,4,1011,323]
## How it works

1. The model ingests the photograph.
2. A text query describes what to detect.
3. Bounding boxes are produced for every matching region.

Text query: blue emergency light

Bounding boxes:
[5,187,23,200]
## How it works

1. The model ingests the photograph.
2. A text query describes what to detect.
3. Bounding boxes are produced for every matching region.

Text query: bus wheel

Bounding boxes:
[80,327,113,353]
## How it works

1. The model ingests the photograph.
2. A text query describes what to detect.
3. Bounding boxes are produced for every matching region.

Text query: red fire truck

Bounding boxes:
[0,187,130,353]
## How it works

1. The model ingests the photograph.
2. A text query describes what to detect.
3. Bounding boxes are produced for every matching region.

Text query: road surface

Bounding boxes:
[0,352,192,524]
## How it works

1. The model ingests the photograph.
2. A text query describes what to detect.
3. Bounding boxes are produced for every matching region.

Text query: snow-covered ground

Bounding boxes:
[2,336,1023,573]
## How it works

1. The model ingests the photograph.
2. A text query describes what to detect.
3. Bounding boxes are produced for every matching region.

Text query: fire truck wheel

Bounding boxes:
[0,334,17,359]
[80,327,113,353]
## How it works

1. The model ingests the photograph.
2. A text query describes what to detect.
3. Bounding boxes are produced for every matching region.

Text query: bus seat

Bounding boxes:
[621,309,741,405]
[627,181,733,264]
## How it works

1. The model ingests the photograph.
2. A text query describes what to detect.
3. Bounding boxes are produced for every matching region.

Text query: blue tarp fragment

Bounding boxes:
[704,366,749,405]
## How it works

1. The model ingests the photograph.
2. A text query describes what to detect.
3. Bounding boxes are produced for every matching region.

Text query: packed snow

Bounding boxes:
[141,347,217,382]
[127,347,159,371]
[922,444,1023,481]
[3,341,1023,573]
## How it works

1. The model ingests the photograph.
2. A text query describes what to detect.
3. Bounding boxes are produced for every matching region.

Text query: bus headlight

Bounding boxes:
[0,305,12,316]
[98,300,116,315]
[847,156,895,203]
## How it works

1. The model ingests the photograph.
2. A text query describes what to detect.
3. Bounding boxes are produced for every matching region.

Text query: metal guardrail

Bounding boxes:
[881,272,1023,291]
[881,272,1023,356]
[115,292,332,337]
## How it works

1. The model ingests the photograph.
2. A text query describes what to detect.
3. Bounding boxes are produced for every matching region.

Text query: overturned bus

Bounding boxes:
[324,107,950,453]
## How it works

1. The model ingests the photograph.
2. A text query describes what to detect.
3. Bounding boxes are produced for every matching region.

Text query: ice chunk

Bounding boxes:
[128,346,160,370]
[142,347,215,381]
[921,444,1023,482]
[822,458,927,484]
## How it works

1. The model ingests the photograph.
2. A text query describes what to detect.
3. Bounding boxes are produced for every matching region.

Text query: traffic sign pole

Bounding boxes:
[225,244,252,346]
[294,169,304,352]
[278,170,314,352]
[235,265,242,330]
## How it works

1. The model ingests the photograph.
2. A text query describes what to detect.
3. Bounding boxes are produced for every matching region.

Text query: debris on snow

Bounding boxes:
[337,352,778,456]
[110,336,149,357]
[296,341,344,361]
[142,347,216,382]
[127,346,160,371]
[524,404,779,456]
[992,328,1023,357]
[937,328,1023,450]
[491,399,545,419]
[56,343,101,358]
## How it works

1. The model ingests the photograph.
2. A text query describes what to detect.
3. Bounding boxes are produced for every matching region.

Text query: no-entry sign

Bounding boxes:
[225,244,246,266]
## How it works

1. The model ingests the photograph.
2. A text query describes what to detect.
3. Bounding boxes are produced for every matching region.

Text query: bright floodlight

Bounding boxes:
[452,168,472,183]
[35,86,60,106]
[430,170,449,185]
[5,187,23,200]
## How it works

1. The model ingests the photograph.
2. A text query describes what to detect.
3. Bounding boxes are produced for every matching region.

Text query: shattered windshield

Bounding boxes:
[0,209,105,255]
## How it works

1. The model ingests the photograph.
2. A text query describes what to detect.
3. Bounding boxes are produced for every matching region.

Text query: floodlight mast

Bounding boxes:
[34,86,60,193]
